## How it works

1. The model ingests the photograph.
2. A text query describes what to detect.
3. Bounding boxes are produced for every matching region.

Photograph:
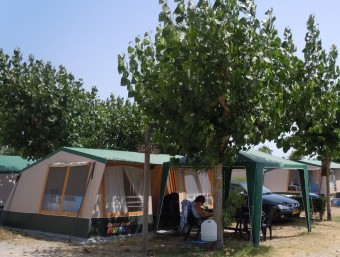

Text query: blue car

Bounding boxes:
[230,181,301,220]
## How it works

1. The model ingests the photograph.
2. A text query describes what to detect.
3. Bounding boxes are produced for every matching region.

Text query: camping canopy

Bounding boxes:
[224,149,311,246]
[158,149,311,247]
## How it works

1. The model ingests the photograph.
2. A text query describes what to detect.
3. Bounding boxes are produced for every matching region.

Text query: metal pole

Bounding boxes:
[143,126,151,255]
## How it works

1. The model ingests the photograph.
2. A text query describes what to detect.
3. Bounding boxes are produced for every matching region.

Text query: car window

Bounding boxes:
[262,186,271,194]
[231,183,272,194]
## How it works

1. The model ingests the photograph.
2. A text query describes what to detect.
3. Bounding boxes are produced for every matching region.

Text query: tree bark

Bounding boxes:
[323,157,332,221]
[212,163,223,250]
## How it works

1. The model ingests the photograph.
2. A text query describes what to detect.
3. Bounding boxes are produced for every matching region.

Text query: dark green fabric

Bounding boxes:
[1,211,90,238]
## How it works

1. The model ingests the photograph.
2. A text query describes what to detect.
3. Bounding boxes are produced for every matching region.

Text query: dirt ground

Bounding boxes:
[2,207,340,257]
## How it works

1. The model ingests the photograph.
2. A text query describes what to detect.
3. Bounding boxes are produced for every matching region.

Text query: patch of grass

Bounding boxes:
[151,235,274,257]
[332,215,340,222]
[211,241,272,257]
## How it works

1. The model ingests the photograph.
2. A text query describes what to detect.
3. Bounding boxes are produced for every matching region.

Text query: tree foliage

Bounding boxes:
[277,15,340,221]
[118,0,298,247]
[257,145,273,155]
[288,149,304,160]
[278,16,340,158]
[0,48,144,160]
[119,0,297,166]
[85,94,144,151]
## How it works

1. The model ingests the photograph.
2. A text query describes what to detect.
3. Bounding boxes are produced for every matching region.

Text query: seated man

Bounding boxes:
[191,195,213,223]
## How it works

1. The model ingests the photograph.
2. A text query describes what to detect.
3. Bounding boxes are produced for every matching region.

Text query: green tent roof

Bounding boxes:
[0,155,34,173]
[297,159,340,169]
[237,149,307,169]
[60,147,173,165]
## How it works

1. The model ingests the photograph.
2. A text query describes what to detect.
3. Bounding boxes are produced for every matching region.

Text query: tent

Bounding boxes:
[0,155,34,208]
[0,147,172,238]
[225,149,311,246]
[1,147,311,246]
[157,149,312,247]
[297,159,340,195]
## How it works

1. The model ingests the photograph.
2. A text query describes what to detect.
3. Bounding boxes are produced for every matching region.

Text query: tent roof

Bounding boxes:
[297,159,340,169]
[0,155,34,173]
[58,147,172,165]
[236,149,307,169]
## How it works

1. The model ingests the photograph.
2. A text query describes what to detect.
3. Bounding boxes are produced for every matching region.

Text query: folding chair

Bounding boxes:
[234,208,250,239]
[261,206,278,241]
[184,208,201,240]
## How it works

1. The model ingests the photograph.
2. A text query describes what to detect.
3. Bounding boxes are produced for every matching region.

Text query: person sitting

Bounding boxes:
[191,195,213,223]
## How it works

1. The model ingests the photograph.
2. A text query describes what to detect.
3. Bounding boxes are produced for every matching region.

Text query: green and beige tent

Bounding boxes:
[0,155,34,208]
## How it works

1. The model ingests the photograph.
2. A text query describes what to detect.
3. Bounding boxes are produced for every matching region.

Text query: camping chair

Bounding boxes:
[261,206,278,241]
[184,207,201,240]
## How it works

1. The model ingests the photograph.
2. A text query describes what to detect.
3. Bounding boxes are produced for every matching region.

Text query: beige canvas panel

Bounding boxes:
[4,151,104,220]
[79,162,105,218]
[264,169,289,192]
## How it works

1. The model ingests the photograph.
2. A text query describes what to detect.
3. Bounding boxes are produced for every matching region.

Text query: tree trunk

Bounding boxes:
[143,127,151,255]
[322,157,332,221]
[212,163,223,250]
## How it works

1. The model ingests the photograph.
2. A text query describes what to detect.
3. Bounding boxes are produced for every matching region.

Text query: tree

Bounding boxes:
[288,150,304,161]
[257,145,273,155]
[277,15,340,221]
[119,0,298,248]
[78,93,144,151]
[0,48,90,159]
[0,48,144,160]
[100,95,144,151]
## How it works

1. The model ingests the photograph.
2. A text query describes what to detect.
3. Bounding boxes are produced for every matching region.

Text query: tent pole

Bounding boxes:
[143,126,151,256]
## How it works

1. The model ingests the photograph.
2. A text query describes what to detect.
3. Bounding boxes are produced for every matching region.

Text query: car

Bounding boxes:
[230,181,301,220]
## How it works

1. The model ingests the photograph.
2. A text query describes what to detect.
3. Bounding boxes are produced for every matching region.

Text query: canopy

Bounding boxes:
[224,149,311,246]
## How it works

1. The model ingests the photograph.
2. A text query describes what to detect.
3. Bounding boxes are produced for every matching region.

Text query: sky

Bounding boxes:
[1,0,340,158]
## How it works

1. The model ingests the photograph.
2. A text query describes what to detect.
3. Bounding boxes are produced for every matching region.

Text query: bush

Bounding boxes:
[223,191,245,228]
[290,195,327,220]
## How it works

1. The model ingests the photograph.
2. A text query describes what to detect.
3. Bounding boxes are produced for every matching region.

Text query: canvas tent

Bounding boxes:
[0,155,34,208]
[297,159,340,195]
[1,147,311,247]
[0,147,172,238]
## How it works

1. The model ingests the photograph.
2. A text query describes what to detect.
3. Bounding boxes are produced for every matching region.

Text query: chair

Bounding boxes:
[184,208,201,240]
[261,206,278,241]
[234,208,250,239]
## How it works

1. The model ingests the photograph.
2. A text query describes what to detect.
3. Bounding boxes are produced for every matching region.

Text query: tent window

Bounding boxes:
[184,169,213,208]
[41,167,67,211]
[288,169,321,193]
[62,166,89,213]
[41,164,90,215]
[104,166,148,216]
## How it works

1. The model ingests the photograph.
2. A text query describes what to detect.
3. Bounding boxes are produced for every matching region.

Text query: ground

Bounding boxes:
[2,207,340,257]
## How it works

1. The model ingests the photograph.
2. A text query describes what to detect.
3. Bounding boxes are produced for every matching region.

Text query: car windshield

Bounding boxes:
[240,183,272,195]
